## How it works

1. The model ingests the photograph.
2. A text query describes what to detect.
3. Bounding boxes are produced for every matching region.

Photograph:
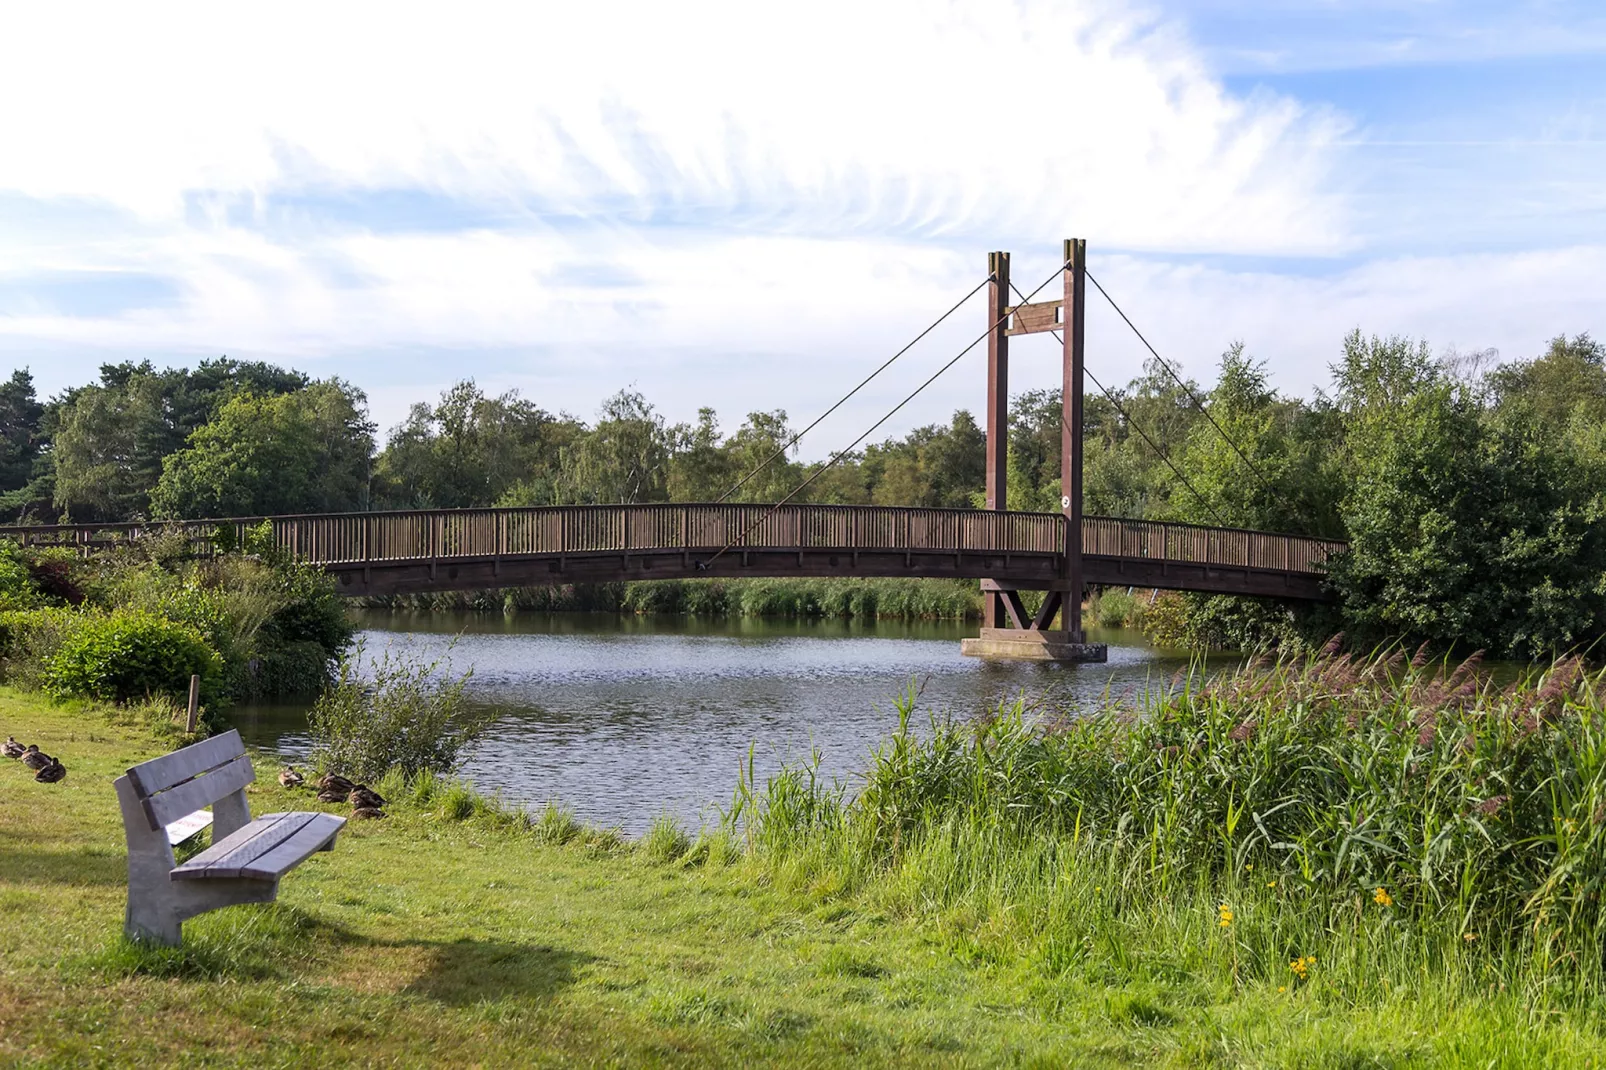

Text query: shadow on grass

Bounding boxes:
[68,905,593,1008]
[68,904,354,983]
[0,846,126,887]
[400,937,594,1006]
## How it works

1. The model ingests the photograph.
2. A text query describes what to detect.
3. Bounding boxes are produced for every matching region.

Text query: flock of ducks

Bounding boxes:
[4,736,66,782]
[7,732,387,816]
[277,767,387,819]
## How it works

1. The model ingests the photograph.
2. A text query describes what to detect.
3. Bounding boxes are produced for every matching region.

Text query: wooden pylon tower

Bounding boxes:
[963,239,1107,663]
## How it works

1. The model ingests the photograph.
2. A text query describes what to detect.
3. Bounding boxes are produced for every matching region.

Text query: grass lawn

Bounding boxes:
[1,688,1602,1068]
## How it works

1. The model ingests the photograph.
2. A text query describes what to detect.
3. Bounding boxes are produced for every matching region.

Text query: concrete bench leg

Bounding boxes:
[116,776,278,947]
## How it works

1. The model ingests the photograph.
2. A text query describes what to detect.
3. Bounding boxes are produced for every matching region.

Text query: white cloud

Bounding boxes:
[0,0,1348,252]
[1,0,1596,457]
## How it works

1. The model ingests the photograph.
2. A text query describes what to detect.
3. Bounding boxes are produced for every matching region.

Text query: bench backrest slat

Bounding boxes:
[126,730,247,798]
[135,754,257,832]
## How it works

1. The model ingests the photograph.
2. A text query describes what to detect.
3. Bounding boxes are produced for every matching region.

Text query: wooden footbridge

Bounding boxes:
[1,503,1343,603]
[6,241,1347,661]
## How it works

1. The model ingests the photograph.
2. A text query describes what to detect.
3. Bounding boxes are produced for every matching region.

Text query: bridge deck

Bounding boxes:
[0,504,1345,601]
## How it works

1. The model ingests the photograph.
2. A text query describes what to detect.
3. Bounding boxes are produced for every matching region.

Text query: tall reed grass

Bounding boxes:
[729,646,1606,1006]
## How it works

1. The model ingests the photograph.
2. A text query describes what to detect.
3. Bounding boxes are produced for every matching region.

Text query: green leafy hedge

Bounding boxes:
[42,609,222,703]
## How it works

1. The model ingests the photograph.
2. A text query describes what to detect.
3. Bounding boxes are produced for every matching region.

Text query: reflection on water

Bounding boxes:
[232,611,1213,833]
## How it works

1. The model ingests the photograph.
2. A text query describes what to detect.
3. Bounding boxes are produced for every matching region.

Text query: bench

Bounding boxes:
[114,729,346,946]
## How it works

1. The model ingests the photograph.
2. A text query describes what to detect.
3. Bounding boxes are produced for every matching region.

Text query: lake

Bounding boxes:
[232,611,1208,834]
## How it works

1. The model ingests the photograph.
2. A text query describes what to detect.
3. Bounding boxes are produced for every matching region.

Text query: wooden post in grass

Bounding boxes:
[186,675,200,733]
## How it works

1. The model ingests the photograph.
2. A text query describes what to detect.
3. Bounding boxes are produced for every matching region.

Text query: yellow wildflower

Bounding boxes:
[1289,955,1316,980]
[1373,887,1394,907]
[1463,932,1477,943]
[1218,903,1233,928]
[1278,985,1287,993]
[1266,881,1276,889]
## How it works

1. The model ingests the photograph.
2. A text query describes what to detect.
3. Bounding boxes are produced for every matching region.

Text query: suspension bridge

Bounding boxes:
[4,241,1346,662]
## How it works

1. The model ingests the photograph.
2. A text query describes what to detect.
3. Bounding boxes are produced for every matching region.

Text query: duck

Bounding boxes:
[316,773,355,796]
[278,766,306,788]
[316,787,350,804]
[2,737,24,759]
[34,757,66,783]
[352,806,386,820]
[20,746,50,771]
[348,785,386,810]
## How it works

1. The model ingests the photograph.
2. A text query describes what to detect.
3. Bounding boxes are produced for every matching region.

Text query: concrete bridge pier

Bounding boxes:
[959,580,1108,663]
[960,629,1108,663]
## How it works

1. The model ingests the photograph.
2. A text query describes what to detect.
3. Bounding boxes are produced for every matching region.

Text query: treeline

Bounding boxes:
[0,361,984,519]
[4,328,1604,658]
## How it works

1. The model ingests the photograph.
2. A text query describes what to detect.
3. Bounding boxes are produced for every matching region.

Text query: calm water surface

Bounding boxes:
[233,612,1209,833]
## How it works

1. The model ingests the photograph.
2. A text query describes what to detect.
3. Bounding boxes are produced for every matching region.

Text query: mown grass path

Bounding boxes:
[0,690,1600,1067]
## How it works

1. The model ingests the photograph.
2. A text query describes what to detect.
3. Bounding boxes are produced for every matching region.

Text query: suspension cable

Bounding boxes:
[714,274,994,503]
[1076,368,1232,529]
[1084,268,1281,497]
[696,259,1072,569]
[1006,280,1231,529]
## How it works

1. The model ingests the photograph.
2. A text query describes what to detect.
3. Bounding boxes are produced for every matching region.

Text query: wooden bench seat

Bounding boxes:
[115,730,345,946]
[172,811,346,881]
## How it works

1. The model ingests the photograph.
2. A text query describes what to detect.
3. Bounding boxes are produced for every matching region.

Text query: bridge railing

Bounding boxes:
[0,505,1345,575]
[1083,516,1346,574]
[265,504,1068,564]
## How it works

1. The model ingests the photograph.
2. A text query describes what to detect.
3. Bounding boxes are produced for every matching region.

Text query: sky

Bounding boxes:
[1,0,1601,457]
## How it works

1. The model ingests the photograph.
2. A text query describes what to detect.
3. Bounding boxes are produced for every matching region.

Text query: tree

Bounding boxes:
[1488,333,1606,428]
[0,369,43,491]
[52,358,310,520]
[858,412,984,509]
[1328,383,1606,659]
[0,369,51,520]
[376,380,571,508]
[1172,343,1342,536]
[920,411,985,509]
[1328,330,1439,414]
[51,373,170,519]
[1005,389,1064,512]
[719,411,800,503]
[553,390,671,504]
[666,408,735,502]
[150,381,375,518]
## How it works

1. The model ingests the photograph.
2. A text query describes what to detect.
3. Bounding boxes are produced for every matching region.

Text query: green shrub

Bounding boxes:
[83,550,351,702]
[254,562,354,670]
[1138,591,1192,648]
[1087,587,1138,629]
[307,643,495,781]
[248,640,336,697]
[0,541,41,610]
[43,609,222,703]
[21,547,86,605]
[0,606,81,687]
